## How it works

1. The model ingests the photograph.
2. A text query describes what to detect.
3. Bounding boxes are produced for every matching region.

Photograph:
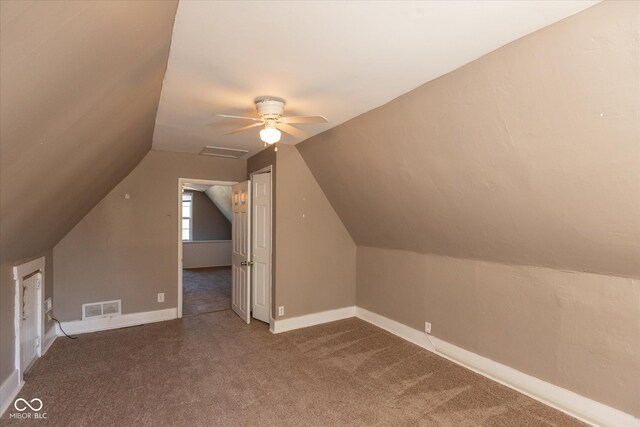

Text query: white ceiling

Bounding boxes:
[152,0,599,157]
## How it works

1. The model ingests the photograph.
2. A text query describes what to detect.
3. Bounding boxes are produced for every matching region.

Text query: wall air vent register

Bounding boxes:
[82,299,122,320]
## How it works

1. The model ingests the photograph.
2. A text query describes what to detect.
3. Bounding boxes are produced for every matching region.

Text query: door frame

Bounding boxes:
[13,257,44,381]
[249,165,274,327]
[177,178,237,318]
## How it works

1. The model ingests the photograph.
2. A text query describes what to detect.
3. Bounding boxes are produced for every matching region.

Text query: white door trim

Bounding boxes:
[177,178,237,318]
[249,165,273,326]
[12,257,45,382]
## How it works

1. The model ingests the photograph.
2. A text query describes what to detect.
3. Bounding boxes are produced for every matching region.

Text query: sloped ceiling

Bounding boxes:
[153,0,598,157]
[297,1,640,278]
[204,186,233,223]
[0,0,178,263]
[183,183,232,222]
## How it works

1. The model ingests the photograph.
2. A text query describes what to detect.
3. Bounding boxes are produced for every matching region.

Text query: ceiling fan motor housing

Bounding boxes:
[255,97,285,118]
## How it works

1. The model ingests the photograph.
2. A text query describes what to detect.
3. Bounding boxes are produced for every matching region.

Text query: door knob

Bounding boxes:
[241,261,254,266]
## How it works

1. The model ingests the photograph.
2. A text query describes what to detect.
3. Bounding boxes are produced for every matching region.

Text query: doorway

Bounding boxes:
[230,168,273,325]
[178,179,236,318]
[13,257,44,380]
[178,172,272,325]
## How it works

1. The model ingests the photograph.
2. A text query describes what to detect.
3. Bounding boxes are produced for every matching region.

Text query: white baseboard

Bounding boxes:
[42,325,57,355]
[56,308,178,336]
[33,303,640,426]
[270,306,356,334]
[355,307,436,352]
[0,370,23,417]
[355,307,639,427]
[2,327,56,417]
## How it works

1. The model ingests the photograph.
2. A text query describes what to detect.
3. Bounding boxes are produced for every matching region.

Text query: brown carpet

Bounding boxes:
[182,267,231,317]
[2,311,583,426]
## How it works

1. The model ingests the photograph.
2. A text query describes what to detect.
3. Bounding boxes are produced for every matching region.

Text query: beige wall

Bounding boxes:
[247,146,278,315]
[0,0,177,386]
[53,151,246,320]
[0,0,177,266]
[183,241,231,269]
[297,1,640,279]
[357,246,640,417]
[295,0,639,418]
[247,144,356,319]
[187,190,231,241]
[275,145,356,318]
[247,144,277,178]
[3,1,634,419]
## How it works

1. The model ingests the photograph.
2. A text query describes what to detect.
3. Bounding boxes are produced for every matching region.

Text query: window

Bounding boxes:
[182,192,193,241]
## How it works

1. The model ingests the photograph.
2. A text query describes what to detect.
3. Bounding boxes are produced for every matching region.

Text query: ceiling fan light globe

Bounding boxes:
[260,128,281,144]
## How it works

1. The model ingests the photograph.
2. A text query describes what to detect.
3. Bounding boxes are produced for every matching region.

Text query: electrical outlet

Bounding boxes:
[47,313,53,322]
[425,321,432,335]
[157,293,164,303]
[278,306,284,317]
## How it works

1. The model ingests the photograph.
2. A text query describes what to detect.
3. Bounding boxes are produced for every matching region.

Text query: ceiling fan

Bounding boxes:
[217,96,328,149]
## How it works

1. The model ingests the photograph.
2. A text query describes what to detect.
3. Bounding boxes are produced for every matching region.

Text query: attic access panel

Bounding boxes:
[199,146,248,159]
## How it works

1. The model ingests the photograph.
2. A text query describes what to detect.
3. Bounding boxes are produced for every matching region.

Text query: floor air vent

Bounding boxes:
[199,146,248,158]
[82,300,121,320]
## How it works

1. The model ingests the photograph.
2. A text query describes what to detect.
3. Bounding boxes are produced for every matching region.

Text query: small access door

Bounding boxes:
[231,181,251,323]
[20,272,40,373]
[251,172,271,323]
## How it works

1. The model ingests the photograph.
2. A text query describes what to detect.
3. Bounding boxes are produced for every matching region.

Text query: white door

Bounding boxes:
[231,181,251,324]
[251,172,271,323]
[20,272,40,373]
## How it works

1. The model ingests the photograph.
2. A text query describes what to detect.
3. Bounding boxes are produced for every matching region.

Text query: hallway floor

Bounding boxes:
[2,311,583,426]
[182,266,231,317]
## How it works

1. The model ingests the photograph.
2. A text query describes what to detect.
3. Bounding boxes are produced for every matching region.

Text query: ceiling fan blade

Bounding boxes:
[279,115,328,124]
[224,122,263,135]
[216,114,262,122]
[278,123,307,139]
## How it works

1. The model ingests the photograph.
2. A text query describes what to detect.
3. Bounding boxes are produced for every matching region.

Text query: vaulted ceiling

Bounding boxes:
[0,1,178,263]
[183,183,232,222]
[297,0,640,278]
[153,0,598,157]
[2,0,629,280]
